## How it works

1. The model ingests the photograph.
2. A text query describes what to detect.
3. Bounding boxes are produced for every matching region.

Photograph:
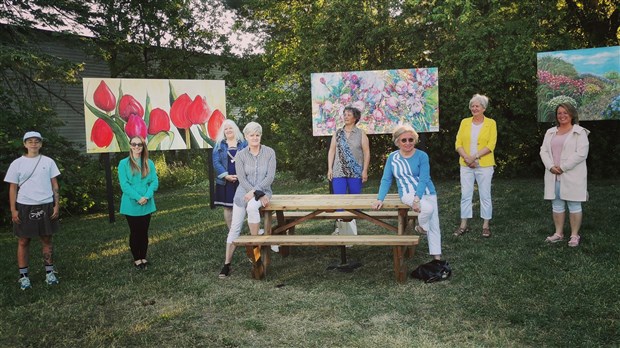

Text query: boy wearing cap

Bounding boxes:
[4,131,61,290]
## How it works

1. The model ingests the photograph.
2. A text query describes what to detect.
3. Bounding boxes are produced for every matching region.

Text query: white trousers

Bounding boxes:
[402,193,442,256]
[226,199,263,244]
[460,166,494,220]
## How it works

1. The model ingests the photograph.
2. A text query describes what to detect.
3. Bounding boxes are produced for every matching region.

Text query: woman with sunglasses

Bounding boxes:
[118,136,159,270]
[454,94,497,238]
[372,126,442,261]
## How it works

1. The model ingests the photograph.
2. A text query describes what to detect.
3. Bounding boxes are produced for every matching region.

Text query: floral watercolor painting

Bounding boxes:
[537,46,620,122]
[311,68,439,136]
[83,78,226,153]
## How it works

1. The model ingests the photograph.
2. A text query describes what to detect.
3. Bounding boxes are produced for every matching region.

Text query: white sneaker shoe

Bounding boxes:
[271,245,279,252]
[258,229,265,235]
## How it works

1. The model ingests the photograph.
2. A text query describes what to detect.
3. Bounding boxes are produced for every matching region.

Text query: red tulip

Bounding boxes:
[170,93,192,129]
[93,81,116,112]
[119,95,144,121]
[148,108,170,135]
[91,118,114,147]
[207,109,225,139]
[125,114,147,139]
[187,95,211,125]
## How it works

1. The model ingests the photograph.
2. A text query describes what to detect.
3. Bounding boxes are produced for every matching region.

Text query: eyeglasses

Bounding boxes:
[130,143,144,148]
[400,138,415,143]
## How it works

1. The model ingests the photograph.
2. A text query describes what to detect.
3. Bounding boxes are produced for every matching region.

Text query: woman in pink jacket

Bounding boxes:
[540,102,589,247]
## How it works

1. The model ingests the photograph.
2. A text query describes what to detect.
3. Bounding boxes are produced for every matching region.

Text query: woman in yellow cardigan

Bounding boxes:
[454,94,497,237]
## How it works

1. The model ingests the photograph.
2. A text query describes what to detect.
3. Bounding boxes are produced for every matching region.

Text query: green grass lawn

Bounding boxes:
[1,176,618,347]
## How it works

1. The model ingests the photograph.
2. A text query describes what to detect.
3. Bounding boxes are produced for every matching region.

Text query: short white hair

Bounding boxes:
[243,121,262,136]
[469,94,489,109]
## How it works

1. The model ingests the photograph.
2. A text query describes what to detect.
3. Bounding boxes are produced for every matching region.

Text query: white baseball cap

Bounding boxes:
[23,131,42,141]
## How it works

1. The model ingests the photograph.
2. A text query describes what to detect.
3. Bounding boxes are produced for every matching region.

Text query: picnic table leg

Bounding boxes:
[276,211,291,257]
[398,209,414,258]
[393,246,408,283]
[245,245,266,280]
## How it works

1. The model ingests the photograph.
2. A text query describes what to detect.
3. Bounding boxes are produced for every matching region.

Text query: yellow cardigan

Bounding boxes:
[455,117,497,167]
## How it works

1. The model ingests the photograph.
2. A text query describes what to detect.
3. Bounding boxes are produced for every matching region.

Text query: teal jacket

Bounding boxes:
[118,157,158,216]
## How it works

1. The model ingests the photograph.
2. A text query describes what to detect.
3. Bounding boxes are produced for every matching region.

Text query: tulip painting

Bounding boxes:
[84,78,226,153]
[311,68,439,136]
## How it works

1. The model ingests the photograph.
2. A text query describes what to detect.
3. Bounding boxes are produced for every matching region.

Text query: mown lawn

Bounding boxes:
[1,176,618,347]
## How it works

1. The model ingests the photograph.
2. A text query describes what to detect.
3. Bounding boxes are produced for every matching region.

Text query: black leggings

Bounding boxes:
[126,214,151,261]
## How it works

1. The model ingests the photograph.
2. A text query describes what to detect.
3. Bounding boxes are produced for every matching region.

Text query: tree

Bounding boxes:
[226,0,620,180]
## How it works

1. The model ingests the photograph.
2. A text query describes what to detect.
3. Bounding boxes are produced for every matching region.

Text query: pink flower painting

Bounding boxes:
[311,68,439,136]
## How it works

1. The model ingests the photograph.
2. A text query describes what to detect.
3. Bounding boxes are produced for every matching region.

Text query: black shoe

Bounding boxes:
[219,264,231,279]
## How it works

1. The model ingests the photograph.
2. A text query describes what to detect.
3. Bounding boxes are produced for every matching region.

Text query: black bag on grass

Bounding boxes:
[411,260,452,283]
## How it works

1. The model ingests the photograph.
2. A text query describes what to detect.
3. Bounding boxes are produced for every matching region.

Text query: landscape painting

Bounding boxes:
[537,46,620,122]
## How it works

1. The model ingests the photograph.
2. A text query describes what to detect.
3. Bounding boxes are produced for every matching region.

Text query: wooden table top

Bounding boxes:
[264,193,407,211]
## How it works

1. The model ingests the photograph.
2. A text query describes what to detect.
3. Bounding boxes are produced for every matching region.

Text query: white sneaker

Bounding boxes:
[18,276,31,290]
[258,229,265,235]
[271,245,279,252]
[332,227,340,235]
[45,271,59,285]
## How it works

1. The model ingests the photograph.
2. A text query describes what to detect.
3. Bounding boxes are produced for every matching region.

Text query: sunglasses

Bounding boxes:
[130,143,144,147]
[400,138,415,143]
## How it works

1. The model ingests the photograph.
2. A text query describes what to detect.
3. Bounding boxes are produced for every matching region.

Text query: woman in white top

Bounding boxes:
[4,131,61,290]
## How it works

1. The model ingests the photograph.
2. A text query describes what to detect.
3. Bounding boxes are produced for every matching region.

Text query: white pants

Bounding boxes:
[226,199,263,244]
[460,166,494,220]
[402,193,442,256]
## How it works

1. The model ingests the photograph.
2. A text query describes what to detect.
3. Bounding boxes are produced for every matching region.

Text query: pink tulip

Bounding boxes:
[125,114,147,139]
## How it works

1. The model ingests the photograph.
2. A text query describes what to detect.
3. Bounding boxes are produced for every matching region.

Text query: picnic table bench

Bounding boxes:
[233,194,420,283]
[233,234,420,283]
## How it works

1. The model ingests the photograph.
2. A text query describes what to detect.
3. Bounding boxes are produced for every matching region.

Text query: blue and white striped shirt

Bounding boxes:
[377,150,436,201]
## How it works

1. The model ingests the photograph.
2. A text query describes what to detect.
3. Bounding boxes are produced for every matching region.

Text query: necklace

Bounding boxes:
[227,147,237,163]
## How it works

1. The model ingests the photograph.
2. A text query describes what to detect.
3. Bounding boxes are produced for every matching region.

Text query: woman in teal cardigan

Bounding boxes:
[118,136,159,270]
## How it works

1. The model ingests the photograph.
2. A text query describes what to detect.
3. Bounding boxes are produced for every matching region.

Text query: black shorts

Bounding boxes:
[13,202,60,238]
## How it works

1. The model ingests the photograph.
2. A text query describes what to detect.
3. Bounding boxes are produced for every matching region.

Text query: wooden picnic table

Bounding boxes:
[262,193,411,236]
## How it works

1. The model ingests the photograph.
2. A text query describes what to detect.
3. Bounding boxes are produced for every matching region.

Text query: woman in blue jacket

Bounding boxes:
[213,120,247,230]
[119,136,158,270]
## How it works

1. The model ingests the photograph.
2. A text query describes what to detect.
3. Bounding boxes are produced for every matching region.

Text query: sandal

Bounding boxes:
[415,225,427,235]
[568,235,580,247]
[545,233,564,243]
[482,227,491,238]
[453,227,469,236]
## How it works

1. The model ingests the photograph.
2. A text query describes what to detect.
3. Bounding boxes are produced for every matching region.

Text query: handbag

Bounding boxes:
[335,219,357,236]
[411,260,452,283]
[254,190,266,201]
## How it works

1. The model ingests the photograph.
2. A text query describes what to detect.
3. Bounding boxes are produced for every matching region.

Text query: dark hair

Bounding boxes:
[343,106,361,124]
[555,103,579,125]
